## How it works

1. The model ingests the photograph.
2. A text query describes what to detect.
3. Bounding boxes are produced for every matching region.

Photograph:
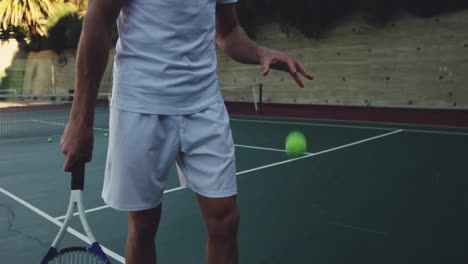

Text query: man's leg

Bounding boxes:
[125,205,162,264]
[102,108,181,263]
[197,194,240,264]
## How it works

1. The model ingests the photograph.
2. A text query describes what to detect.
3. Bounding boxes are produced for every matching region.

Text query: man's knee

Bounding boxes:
[127,206,161,245]
[206,207,240,240]
[128,222,157,244]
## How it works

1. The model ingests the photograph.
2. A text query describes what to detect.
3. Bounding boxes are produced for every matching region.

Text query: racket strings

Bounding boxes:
[48,250,106,264]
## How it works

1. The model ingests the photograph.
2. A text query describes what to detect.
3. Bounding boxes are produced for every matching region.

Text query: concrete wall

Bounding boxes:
[0,40,25,95]
[22,49,115,95]
[0,45,114,95]
[217,9,468,109]
[1,8,467,109]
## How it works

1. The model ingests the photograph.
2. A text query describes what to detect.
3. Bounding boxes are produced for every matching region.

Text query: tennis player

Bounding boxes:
[61,0,312,263]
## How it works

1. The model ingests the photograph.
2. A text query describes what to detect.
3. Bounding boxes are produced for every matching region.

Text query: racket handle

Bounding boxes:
[71,161,85,190]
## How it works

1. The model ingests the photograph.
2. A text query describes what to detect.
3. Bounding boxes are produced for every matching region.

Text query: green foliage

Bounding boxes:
[66,0,87,13]
[0,0,88,52]
[40,2,83,53]
[41,1,118,52]
[0,0,56,34]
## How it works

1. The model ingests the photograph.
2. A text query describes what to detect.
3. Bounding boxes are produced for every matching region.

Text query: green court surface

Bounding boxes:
[1,115,468,263]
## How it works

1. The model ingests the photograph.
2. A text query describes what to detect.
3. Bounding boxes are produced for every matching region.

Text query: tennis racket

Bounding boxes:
[41,162,111,264]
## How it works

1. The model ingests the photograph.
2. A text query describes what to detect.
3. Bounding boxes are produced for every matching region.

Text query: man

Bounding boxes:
[61,0,312,263]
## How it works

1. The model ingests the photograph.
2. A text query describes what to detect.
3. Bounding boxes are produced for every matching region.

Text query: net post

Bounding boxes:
[258,83,263,114]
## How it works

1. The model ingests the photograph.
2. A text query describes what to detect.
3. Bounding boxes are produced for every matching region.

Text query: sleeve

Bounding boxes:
[216,0,238,4]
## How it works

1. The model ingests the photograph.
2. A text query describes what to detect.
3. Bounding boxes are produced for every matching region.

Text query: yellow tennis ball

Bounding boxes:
[285,131,307,158]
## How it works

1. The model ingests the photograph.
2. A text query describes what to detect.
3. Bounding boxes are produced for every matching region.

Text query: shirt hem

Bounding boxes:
[110,93,223,115]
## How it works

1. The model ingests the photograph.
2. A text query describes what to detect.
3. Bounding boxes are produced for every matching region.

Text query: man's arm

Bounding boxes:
[215,4,313,88]
[61,0,126,171]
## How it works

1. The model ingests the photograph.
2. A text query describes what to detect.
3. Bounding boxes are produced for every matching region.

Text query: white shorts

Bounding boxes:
[101,100,237,211]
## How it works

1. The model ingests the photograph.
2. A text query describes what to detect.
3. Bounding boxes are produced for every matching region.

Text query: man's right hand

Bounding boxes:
[61,121,94,172]
[58,0,126,172]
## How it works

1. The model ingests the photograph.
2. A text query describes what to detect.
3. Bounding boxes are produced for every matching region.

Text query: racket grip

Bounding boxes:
[71,161,85,190]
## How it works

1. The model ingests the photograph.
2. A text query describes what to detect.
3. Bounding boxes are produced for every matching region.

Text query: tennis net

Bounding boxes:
[220,83,263,112]
[0,84,263,140]
[0,93,111,140]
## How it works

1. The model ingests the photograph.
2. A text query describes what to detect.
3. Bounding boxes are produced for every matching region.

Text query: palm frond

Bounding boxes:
[0,0,59,35]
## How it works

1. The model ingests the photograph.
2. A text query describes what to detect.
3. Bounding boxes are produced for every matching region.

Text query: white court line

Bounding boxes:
[0,186,125,264]
[31,119,108,132]
[55,186,187,221]
[231,118,396,131]
[29,119,299,153]
[69,129,402,216]
[234,144,310,154]
[322,221,389,236]
[231,118,468,136]
[237,129,402,175]
[55,204,109,221]
[402,129,468,136]
[234,114,468,130]
[32,117,468,136]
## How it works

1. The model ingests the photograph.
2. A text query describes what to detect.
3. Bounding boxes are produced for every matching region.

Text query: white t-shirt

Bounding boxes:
[111,0,238,115]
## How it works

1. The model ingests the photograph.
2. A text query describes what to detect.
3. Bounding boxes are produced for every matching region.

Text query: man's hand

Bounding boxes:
[215,4,313,88]
[61,122,94,172]
[60,0,125,172]
[259,48,313,88]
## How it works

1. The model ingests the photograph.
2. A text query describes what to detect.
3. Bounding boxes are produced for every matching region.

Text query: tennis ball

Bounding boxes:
[104,133,108,138]
[285,131,307,158]
[48,137,52,143]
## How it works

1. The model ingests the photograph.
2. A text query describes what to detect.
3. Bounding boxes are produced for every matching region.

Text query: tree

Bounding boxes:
[0,0,57,36]
[65,0,87,13]
[41,2,82,53]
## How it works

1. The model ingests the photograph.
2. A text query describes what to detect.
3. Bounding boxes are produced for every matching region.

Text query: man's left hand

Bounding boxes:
[259,48,313,88]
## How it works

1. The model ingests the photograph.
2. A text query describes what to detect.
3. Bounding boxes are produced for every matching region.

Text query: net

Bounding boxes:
[220,83,263,112]
[0,89,18,97]
[0,93,111,140]
[0,84,263,140]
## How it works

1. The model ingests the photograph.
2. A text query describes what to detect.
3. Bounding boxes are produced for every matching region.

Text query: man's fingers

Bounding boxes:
[289,71,304,88]
[296,61,313,80]
[64,151,92,171]
[261,60,270,76]
[286,59,305,88]
[287,58,296,74]
[61,123,94,172]
[261,52,311,88]
[64,155,77,172]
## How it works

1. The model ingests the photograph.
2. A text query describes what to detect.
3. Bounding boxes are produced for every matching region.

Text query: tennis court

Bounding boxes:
[1,94,467,263]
